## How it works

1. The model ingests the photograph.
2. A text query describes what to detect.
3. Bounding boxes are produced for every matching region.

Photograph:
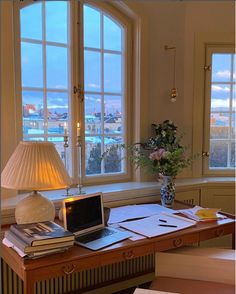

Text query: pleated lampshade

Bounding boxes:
[1,141,72,224]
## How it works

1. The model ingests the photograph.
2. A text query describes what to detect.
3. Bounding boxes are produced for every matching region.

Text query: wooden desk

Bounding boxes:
[1,201,235,294]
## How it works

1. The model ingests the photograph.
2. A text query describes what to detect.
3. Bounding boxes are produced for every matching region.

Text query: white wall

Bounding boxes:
[125,0,234,178]
[183,1,235,150]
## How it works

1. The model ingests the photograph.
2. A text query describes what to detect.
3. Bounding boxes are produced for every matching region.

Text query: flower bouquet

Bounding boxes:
[128,120,193,207]
[129,120,192,178]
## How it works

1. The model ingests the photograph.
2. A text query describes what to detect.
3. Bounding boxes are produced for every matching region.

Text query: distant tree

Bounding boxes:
[104,145,121,173]
[86,144,102,175]
[209,142,227,167]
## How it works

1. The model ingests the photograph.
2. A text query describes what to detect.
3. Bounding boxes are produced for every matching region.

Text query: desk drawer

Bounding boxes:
[155,233,199,251]
[30,254,101,281]
[101,243,155,266]
[199,223,235,242]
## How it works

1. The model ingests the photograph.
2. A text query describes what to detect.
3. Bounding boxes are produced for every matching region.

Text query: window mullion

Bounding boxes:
[101,11,105,174]
[42,2,48,141]
[228,54,234,167]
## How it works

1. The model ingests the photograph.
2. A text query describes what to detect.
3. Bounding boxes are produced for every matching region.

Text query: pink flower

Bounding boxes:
[162,151,170,158]
[149,148,166,161]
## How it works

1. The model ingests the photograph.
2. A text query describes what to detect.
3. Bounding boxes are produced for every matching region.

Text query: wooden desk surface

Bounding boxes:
[1,201,235,294]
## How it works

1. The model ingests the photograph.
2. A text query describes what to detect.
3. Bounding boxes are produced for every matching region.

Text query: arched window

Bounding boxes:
[16,1,132,185]
[83,4,125,177]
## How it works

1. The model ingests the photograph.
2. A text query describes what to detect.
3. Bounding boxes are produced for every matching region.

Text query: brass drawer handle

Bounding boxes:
[173,238,183,248]
[215,229,224,237]
[123,250,134,260]
[62,264,75,275]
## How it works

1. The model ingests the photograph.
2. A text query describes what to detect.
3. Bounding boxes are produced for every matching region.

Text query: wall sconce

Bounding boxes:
[164,45,178,103]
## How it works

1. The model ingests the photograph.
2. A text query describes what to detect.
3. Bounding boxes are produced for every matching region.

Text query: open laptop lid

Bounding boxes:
[63,193,105,236]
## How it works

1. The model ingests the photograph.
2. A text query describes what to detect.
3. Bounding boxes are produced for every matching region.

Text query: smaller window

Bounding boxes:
[203,45,235,175]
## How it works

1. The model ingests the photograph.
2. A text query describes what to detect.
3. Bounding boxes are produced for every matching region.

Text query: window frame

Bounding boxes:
[203,45,235,175]
[80,1,133,185]
[192,32,235,177]
[13,0,133,186]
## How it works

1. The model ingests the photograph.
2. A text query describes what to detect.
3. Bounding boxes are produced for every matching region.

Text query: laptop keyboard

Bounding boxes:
[76,228,116,244]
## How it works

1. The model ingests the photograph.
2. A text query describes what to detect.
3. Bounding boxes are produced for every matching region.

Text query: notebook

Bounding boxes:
[63,193,131,250]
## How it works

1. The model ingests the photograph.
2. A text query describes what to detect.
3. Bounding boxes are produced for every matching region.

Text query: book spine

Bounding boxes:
[5,231,28,253]
[9,226,33,246]
[10,222,74,246]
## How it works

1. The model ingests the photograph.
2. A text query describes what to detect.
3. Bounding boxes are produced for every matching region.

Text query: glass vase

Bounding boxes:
[160,176,175,208]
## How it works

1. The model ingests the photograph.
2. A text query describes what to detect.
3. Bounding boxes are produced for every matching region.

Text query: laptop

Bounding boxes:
[63,193,131,250]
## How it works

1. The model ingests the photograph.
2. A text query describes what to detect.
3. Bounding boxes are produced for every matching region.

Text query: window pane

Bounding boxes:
[211,84,230,111]
[24,137,44,141]
[230,141,235,168]
[47,92,68,121]
[231,113,235,139]
[104,141,122,173]
[46,1,68,44]
[46,45,68,89]
[104,53,121,93]
[233,85,235,111]
[84,5,101,49]
[104,16,121,51]
[85,137,102,175]
[210,113,229,139]
[85,94,101,135]
[104,95,122,134]
[22,91,44,136]
[84,50,101,92]
[209,141,228,168]
[48,137,65,161]
[47,92,68,135]
[212,54,231,82]
[20,3,42,40]
[21,42,43,88]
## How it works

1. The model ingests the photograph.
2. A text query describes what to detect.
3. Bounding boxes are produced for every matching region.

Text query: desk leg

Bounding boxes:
[23,273,35,294]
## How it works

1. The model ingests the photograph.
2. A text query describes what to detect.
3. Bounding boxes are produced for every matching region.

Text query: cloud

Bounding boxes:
[48,105,68,109]
[54,84,67,89]
[216,70,230,79]
[88,83,100,89]
[211,98,229,108]
[85,95,101,103]
[215,70,236,80]
[212,85,230,92]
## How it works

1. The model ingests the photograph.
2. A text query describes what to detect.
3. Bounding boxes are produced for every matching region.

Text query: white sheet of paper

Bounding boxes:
[110,223,146,241]
[119,213,196,238]
[2,237,26,257]
[108,204,175,224]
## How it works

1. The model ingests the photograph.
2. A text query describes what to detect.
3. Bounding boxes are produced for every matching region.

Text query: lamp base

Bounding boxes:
[15,191,55,224]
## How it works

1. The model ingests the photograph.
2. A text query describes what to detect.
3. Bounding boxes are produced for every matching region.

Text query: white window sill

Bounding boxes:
[1,177,234,225]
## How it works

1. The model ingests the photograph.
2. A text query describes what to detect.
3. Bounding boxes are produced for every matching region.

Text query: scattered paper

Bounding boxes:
[108,204,175,224]
[110,223,146,241]
[119,213,196,238]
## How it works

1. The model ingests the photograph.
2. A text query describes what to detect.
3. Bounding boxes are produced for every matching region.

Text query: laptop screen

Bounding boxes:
[64,194,104,234]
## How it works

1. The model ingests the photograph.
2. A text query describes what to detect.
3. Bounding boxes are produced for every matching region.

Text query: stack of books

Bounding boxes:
[3,221,75,259]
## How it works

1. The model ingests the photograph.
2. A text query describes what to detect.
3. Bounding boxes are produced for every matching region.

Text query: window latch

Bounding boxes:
[204,65,211,71]
[202,151,210,157]
[73,85,84,102]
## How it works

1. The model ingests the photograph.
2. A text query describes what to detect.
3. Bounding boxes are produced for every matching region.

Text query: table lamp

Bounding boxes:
[1,141,72,224]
